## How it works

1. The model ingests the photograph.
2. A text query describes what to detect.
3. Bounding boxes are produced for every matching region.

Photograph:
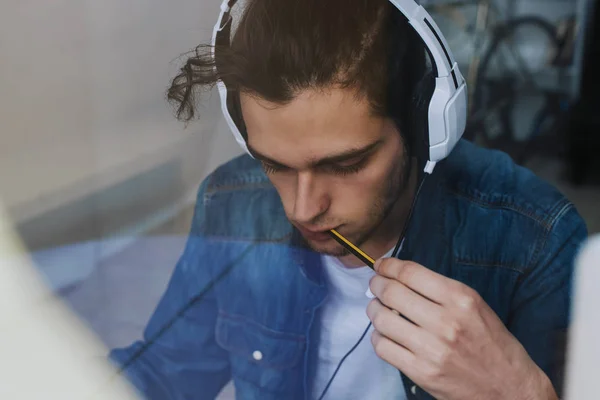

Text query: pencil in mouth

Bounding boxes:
[328,229,375,269]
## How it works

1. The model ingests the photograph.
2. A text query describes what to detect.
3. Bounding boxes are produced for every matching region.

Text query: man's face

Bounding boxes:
[241,88,410,258]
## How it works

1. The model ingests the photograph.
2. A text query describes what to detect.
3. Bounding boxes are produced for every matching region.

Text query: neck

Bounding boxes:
[338,159,419,268]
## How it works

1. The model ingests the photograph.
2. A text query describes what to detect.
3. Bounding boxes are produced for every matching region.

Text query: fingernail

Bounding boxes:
[365,287,375,299]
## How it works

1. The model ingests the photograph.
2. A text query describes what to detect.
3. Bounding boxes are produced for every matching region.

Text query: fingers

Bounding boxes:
[373,258,463,305]
[369,274,445,332]
[370,329,416,372]
[367,298,443,358]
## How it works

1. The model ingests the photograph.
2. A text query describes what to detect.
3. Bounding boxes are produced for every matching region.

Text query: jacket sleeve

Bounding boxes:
[507,203,588,397]
[109,178,232,399]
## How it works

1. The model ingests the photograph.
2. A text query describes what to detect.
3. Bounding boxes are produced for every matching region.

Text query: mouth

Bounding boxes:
[295,226,375,267]
[296,226,339,242]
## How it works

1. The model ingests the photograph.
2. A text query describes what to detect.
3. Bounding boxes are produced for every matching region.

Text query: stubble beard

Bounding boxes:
[300,152,410,258]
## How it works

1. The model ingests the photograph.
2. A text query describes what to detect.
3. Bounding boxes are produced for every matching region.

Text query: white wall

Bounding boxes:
[565,234,600,400]
[0,0,241,242]
[0,3,241,396]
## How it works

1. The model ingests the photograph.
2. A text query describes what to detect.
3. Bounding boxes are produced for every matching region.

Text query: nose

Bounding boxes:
[291,171,329,225]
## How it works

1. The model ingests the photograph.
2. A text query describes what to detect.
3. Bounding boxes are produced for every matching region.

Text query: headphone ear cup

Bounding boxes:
[411,71,436,169]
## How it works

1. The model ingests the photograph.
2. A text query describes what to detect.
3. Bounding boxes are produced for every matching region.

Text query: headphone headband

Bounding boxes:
[211,0,468,173]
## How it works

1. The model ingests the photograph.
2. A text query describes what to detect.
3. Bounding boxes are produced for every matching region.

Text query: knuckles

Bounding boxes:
[453,285,481,313]
[419,360,445,382]
[371,331,386,358]
[420,344,455,381]
[441,320,464,345]
[378,282,395,306]
[371,307,389,332]
[378,258,415,282]
[393,261,417,282]
[366,299,388,333]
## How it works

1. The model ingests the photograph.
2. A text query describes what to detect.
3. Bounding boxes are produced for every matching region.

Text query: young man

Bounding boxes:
[110,0,587,399]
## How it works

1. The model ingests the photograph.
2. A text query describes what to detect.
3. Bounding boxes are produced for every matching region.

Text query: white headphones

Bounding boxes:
[211,0,467,174]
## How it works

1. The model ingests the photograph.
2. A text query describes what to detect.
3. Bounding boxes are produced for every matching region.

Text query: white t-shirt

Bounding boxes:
[312,247,406,400]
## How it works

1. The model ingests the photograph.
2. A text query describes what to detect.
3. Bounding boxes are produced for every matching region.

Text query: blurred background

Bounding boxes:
[424,0,600,231]
[0,0,597,398]
[1,0,243,345]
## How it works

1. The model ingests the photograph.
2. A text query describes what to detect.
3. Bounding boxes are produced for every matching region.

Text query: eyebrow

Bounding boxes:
[247,139,383,169]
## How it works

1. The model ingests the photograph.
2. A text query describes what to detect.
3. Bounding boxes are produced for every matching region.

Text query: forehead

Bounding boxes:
[240,88,386,164]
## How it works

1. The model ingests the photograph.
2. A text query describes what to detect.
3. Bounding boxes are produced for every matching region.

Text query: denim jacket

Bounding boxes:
[110,140,588,400]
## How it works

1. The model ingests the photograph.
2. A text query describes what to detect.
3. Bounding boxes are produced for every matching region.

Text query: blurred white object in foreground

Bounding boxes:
[0,203,139,399]
[565,234,600,400]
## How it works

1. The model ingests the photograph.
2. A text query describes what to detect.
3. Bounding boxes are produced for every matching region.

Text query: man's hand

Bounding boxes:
[366,258,558,400]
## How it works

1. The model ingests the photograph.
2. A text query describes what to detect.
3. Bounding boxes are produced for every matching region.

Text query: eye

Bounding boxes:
[325,158,368,176]
[261,161,289,174]
[261,158,368,176]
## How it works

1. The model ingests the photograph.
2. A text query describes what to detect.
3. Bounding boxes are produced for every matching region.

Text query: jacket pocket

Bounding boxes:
[215,312,305,395]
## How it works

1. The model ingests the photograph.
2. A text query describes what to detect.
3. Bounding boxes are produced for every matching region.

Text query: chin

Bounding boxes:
[309,243,350,257]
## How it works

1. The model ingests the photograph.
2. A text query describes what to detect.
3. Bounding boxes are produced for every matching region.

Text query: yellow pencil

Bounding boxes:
[328,229,375,268]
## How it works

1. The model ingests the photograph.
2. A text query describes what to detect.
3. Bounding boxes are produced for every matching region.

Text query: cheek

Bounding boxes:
[335,161,393,200]
[332,157,401,218]
[326,173,387,215]
[266,173,304,218]
[268,174,295,202]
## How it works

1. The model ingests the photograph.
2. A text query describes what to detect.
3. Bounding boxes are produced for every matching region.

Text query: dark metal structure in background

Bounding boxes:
[424,0,597,184]
[567,0,599,185]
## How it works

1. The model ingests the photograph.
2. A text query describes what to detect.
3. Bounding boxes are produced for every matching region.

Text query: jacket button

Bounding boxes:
[410,385,417,395]
[252,350,263,361]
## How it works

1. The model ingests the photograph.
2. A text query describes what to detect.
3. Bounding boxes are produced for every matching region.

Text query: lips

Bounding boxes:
[297,226,337,241]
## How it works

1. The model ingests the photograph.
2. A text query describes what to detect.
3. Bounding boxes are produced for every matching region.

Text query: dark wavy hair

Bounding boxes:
[167,0,427,152]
